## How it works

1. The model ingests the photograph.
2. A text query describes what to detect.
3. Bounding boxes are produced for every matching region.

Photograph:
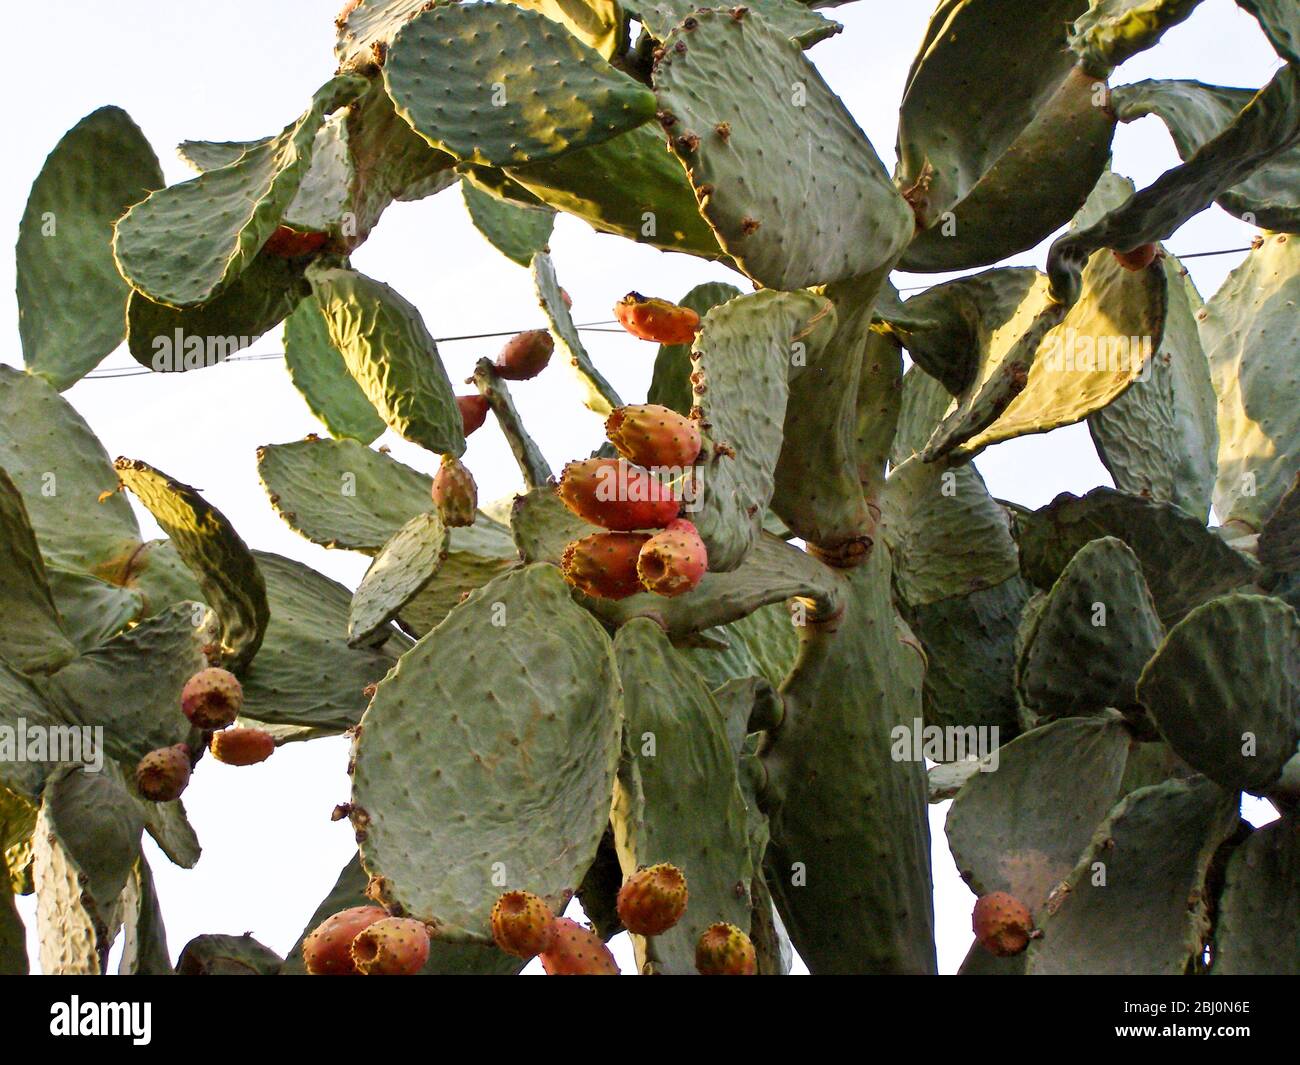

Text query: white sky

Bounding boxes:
[5,1,1282,974]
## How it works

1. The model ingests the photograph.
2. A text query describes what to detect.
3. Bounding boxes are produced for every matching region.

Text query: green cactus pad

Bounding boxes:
[1203,233,1300,528]
[532,251,621,415]
[114,76,366,308]
[1212,817,1300,974]
[308,266,465,456]
[763,550,936,974]
[510,484,597,564]
[237,552,407,734]
[728,602,799,689]
[1112,79,1300,232]
[283,299,386,444]
[462,178,555,267]
[1090,247,1218,522]
[17,107,163,390]
[43,569,143,652]
[36,603,208,767]
[692,290,831,571]
[611,619,756,974]
[473,360,553,490]
[631,0,838,47]
[257,437,433,553]
[512,0,626,58]
[648,282,741,416]
[654,8,911,289]
[118,540,205,620]
[946,714,1132,911]
[911,575,1030,736]
[508,125,725,258]
[0,665,68,800]
[1018,488,1257,624]
[1137,592,1300,792]
[927,758,985,803]
[176,137,264,172]
[172,933,281,975]
[138,797,201,871]
[349,513,448,646]
[1026,777,1239,975]
[351,564,621,936]
[394,520,519,635]
[1047,65,1300,303]
[0,469,77,674]
[1017,538,1164,720]
[0,366,139,573]
[114,458,269,672]
[891,365,954,465]
[1260,475,1300,575]
[1068,0,1208,75]
[1239,0,1299,64]
[384,2,655,167]
[126,253,309,371]
[881,457,1019,606]
[895,0,1091,230]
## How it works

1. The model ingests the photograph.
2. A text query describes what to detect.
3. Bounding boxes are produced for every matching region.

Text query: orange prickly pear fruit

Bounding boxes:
[303,906,388,975]
[605,404,702,468]
[695,922,757,975]
[1112,243,1159,271]
[562,532,653,600]
[614,292,700,344]
[557,458,681,531]
[457,394,490,436]
[431,455,477,527]
[350,917,430,975]
[539,918,619,975]
[638,519,708,597]
[209,727,276,766]
[972,892,1035,957]
[494,329,554,381]
[135,744,192,802]
[181,667,243,729]
[490,891,557,959]
[616,863,689,936]
[263,225,329,258]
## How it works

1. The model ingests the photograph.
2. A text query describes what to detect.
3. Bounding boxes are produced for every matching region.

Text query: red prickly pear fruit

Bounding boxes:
[972,892,1034,957]
[457,394,490,437]
[135,744,192,802]
[303,906,388,975]
[606,404,702,468]
[1112,243,1159,271]
[560,288,573,309]
[614,292,700,345]
[350,916,431,975]
[616,863,688,936]
[539,917,619,975]
[638,519,708,597]
[490,890,557,958]
[181,667,243,729]
[557,458,681,531]
[561,532,652,600]
[263,225,329,259]
[695,922,757,975]
[209,727,276,766]
[494,329,554,381]
[431,455,477,527]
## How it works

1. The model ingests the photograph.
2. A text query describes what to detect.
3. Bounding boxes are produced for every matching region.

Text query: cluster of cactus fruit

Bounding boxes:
[2,0,1299,975]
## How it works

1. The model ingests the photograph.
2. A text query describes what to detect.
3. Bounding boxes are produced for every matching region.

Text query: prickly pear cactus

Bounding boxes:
[4,0,1298,978]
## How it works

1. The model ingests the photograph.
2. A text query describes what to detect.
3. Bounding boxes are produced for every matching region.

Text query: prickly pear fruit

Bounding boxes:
[616,863,688,936]
[303,906,387,975]
[457,394,490,437]
[614,293,700,345]
[695,922,757,975]
[638,519,708,597]
[972,892,1034,957]
[562,532,652,600]
[490,891,557,959]
[494,329,554,381]
[539,917,619,975]
[181,667,243,729]
[209,727,276,766]
[431,455,477,527]
[135,744,192,802]
[1112,243,1158,271]
[263,226,329,259]
[557,458,680,531]
[606,404,702,468]
[350,917,431,975]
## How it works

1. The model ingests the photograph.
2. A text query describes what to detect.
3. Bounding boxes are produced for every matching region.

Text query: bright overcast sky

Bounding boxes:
[4,1,1282,973]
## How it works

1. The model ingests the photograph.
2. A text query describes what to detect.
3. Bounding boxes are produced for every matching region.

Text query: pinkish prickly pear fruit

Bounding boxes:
[1112,243,1159,271]
[303,906,388,975]
[557,458,680,531]
[606,404,702,469]
[972,892,1034,957]
[490,891,557,959]
[494,329,554,381]
[695,922,756,975]
[638,519,707,597]
[209,727,276,766]
[562,532,652,600]
[135,744,192,802]
[560,288,573,309]
[616,863,688,936]
[614,293,700,345]
[457,394,490,437]
[181,667,243,729]
[431,455,477,527]
[539,918,619,975]
[351,916,430,975]
[263,225,329,259]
